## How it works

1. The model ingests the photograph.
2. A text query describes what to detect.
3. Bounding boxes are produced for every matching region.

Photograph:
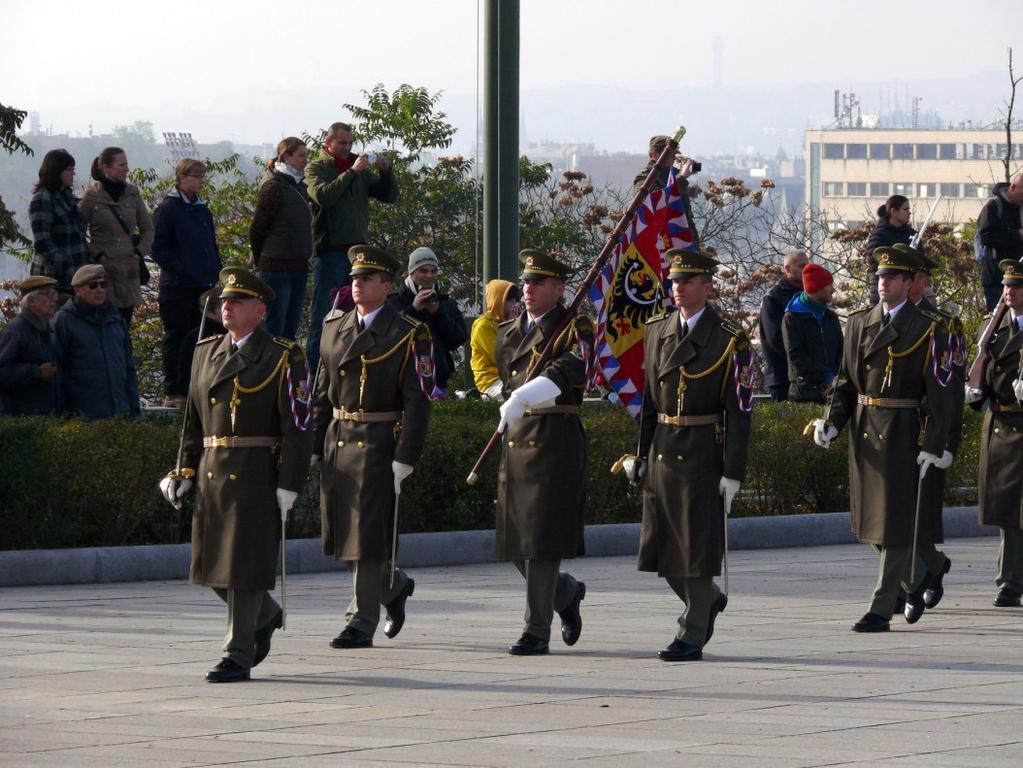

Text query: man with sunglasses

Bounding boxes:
[53,264,139,418]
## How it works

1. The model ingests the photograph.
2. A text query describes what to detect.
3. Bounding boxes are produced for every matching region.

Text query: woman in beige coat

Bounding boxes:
[79,146,154,326]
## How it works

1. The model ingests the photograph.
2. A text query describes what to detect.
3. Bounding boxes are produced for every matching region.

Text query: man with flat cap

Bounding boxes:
[812,245,953,632]
[0,276,61,415]
[494,249,591,656]
[902,243,963,614]
[621,249,754,661]
[160,266,313,682]
[312,245,433,650]
[966,258,1023,607]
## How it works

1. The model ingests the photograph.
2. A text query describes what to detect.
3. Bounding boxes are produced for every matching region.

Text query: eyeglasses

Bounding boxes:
[87,280,107,289]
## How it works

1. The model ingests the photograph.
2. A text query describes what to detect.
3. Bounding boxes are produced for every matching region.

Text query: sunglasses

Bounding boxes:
[87,280,107,289]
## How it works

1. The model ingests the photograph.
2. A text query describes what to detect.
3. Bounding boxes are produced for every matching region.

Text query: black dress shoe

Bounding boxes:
[704,592,728,645]
[205,657,250,683]
[383,577,415,639]
[923,557,951,609]
[852,612,890,632]
[657,639,703,662]
[558,581,586,646]
[508,633,549,656]
[994,587,1022,607]
[253,609,283,667]
[903,591,925,624]
[329,625,373,649]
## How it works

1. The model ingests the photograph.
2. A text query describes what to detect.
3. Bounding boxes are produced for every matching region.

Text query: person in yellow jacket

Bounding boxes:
[470,279,521,399]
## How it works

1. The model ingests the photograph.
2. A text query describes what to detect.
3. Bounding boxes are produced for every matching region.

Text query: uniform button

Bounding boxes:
[996,366,1002,372]
[209,397,217,404]
[340,370,346,377]
[879,434,885,440]
[357,441,364,448]
[229,474,237,481]
[657,453,663,461]
[338,440,344,447]
[865,364,871,370]
[511,369,517,376]
[863,432,869,439]
[995,427,1001,434]
[528,440,536,447]
[508,441,515,447]
[676,455,684,461]
[207,472,214,479]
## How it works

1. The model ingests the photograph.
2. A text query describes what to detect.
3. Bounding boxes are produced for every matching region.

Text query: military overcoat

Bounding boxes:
[977,311,1023,528]
[828,301,952,547]
[636,305,753,577]
[179,327,313,590]
[313,303,432,561]
[495,304,593,561]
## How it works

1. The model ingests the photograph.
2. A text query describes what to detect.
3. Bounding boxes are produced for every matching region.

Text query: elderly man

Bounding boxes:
[160,267,313,682]
[782,263,843,403]
[968,259,1023,607]
[54,264,139,418]
[304,122,399,371]
[313,246,433,650]
[494,249,591,656]
[759,248,809,401]
[813,246,952,632]
[388,246,468,396]
[0,276,61,415]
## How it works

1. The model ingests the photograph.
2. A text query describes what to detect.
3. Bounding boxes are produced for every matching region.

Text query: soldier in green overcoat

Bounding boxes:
[812,246,953,633]
[312,245,433,649]
[161,267,314,682]
[623,250,754,662]
[494,249,591,656]
[966,258,1023,607]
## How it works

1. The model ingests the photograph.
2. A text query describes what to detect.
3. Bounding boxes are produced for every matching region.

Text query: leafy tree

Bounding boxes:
[0,100,33,251]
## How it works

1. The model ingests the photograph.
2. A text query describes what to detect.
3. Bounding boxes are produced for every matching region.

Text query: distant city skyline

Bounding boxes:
[3,0,1020,155]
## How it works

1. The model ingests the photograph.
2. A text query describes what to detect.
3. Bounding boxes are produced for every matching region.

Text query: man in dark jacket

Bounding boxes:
[978,173,1023,312]
[151,159,223,406]
[54,265,139,418]
[782,263,843,403]
[758,248,808,400]
[388,247,468,396]
[0,276,61,415]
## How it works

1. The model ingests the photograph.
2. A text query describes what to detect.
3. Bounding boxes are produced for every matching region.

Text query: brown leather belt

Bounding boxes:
[993,402,1023,413]
[203,436,279,448]
[524,405,580,416]
[857,395,922,409]
[333,407,402,422]
[657,412,723,427]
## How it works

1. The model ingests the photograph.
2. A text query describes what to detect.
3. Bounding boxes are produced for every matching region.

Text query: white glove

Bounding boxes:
[1013,379,1023,402]
[719,477,740,514]
[392,461,414,494]
[917,450,950,479]
[276,488,298,522]
[484,380,505,402]
[964,385,985,404]
[622,457,645,484]
[498,376,561,432]
[812,418,838,449]
[159,476,192,506]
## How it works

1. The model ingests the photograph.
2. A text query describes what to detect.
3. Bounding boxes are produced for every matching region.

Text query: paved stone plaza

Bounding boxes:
[2,537,1022,767]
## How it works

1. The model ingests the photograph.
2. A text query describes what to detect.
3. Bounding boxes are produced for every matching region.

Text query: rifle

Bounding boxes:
[466,125,689,485]
[966,301,1008,389]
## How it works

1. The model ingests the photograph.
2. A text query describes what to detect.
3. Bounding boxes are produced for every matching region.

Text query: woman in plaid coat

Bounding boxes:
[28,149,89,298]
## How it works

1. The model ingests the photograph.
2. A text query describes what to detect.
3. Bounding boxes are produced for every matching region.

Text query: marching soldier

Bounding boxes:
[623,249,754,661]
[494,249,590,656]
[160,267,313,682]
[812,246,953,632]
[312,245,433,649]
[902,243,963,613]
[966,259,1023,607]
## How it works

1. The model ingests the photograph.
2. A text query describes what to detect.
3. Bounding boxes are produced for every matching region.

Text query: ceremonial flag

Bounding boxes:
[588,168,695,419]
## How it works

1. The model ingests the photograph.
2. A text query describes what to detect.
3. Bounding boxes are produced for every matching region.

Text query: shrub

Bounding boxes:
[0,401,983,550]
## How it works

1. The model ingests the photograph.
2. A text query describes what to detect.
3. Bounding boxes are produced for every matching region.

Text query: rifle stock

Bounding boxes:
[466,126,688,485]
[966,300,1009,389]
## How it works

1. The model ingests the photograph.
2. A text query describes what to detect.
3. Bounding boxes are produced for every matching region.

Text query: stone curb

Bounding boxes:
[0,506,994,587]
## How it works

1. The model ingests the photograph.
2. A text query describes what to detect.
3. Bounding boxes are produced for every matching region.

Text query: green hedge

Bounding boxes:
[0,402,982,550]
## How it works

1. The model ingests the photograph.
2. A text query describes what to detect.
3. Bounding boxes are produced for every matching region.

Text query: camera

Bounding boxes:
[364,152,378,164]
[690,160,702,174]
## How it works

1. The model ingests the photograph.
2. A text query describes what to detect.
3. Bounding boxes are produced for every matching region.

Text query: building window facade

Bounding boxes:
[824,143,844,160]
[823,181,844,197]
[893,182,914,196]
[870,182,890,197]
[846,182,867,196]
[870,143,890,160]
[893,144,914,160]
[846,144,867,159]
[940,183,961,197]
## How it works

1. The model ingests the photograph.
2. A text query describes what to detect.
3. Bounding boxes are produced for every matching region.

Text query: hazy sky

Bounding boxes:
[2,0,1019,143]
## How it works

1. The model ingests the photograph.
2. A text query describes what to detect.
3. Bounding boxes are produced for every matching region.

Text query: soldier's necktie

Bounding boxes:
[882,312,891,326]
[230,342,239,354]
[680,320,690,338]
[357,317,365,333]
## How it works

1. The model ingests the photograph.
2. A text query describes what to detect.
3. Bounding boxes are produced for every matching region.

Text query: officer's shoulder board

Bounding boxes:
[498,317,518,329]
[323,311,345,325]
[720,318,751,349]
[919,308,945,325]
[847,305,871,316]
[272,336,305,360]
[644,310,671,325]
[196,332,224,346]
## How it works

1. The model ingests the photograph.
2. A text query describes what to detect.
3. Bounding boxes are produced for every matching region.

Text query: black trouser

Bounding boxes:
[159,283,204,396]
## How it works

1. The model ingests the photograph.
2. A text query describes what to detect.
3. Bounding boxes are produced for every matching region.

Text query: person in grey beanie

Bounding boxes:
[388,246,468,396]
